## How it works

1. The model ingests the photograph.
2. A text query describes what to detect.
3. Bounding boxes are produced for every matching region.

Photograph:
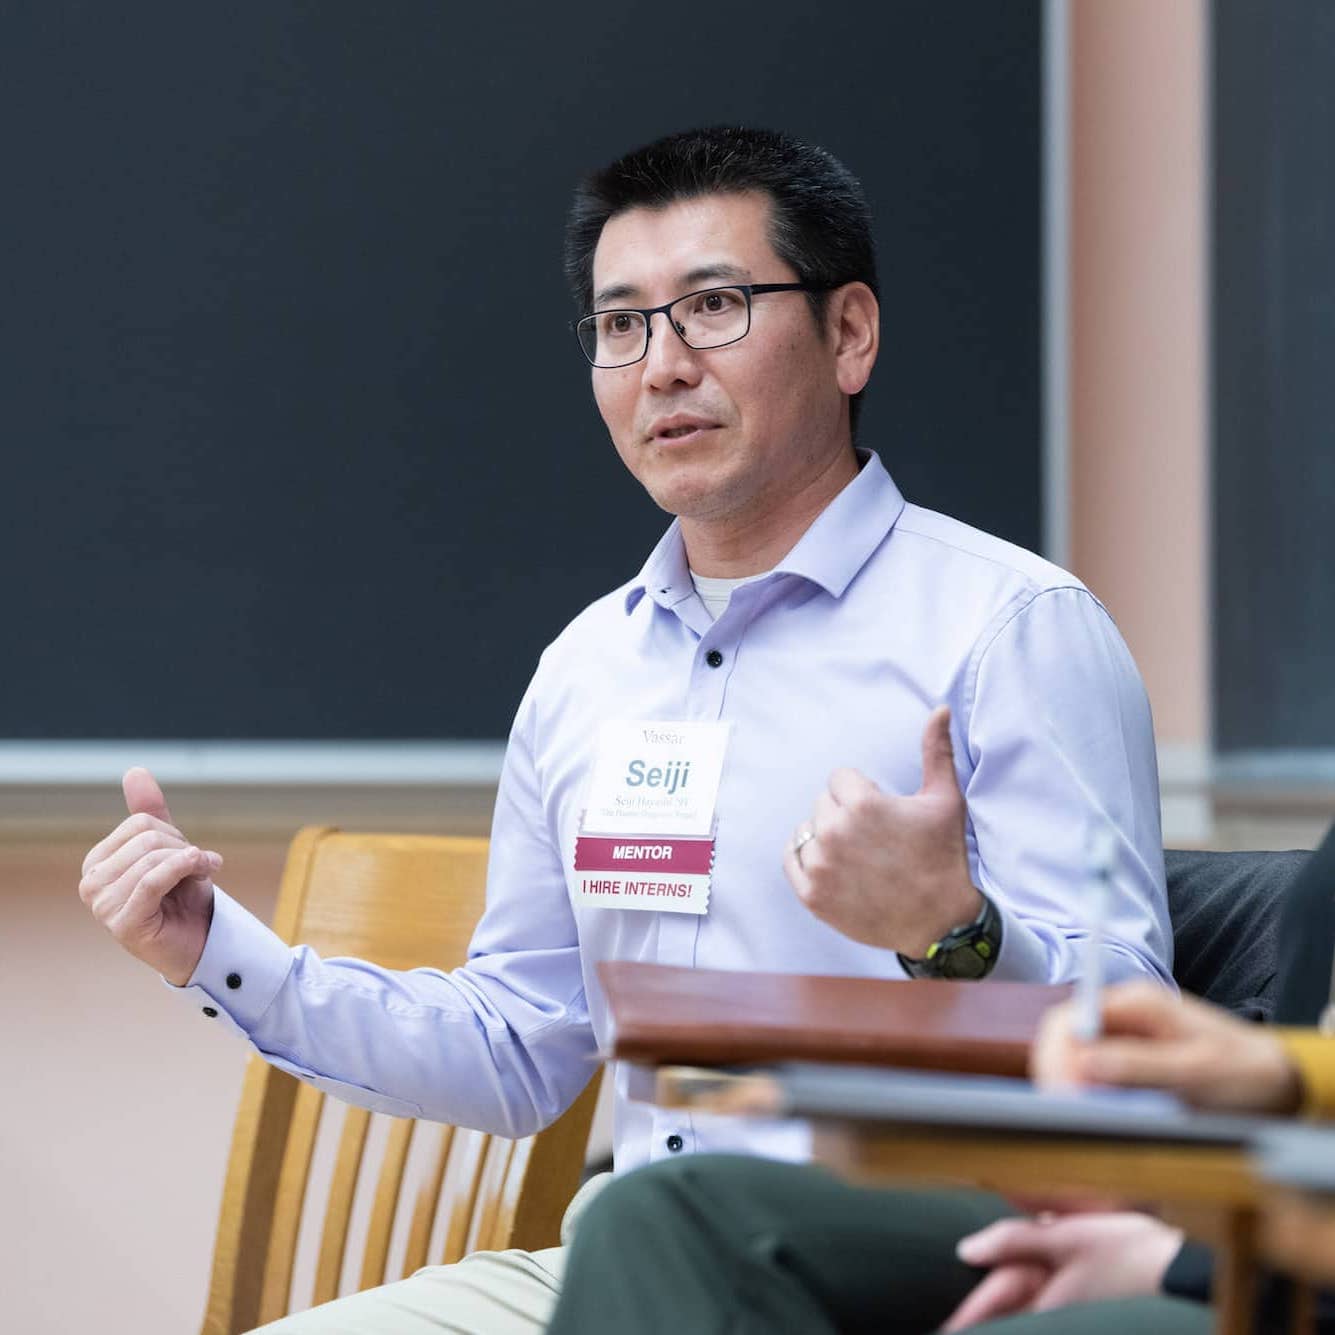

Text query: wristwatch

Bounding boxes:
[897,890,1003,980]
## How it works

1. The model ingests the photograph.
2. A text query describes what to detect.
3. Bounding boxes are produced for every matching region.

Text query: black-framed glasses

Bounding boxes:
[574,282,829,368]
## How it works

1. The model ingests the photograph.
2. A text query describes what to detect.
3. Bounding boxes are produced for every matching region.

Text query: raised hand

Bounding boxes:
[78,768,221,985]
[783,705,981,956]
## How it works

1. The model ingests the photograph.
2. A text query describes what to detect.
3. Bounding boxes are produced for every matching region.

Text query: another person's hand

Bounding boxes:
[782,705,980,956]
[78,768,221,986]
[943,1212,1184,1331]
[1032,980,1303,1115]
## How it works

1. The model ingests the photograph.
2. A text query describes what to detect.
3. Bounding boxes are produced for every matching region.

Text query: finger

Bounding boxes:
[1095,980,1188,1037]
[114,846,213,931]
[811,790,843,836]
[941,1264,1048,1332]
[826,766,880,808]
[1030,999,1087,1087]
[956,1218,1055,1268]
[123,766,174,825]
[1076,1038,1201,1091]
[93,845,195,924]
[782,836,814,897]
[80,827,191,898]
[918,705,961,797]
[82,810,186,876]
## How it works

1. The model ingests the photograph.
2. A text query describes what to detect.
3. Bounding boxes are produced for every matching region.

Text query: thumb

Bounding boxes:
[956,1218,1054,1268]
[919,705,961,797]
[123,766,174,824]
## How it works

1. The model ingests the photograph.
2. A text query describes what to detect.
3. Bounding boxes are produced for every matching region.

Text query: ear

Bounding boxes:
[828,282,879,397]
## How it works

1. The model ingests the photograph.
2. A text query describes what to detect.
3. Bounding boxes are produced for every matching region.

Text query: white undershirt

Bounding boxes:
[689,569,771,621]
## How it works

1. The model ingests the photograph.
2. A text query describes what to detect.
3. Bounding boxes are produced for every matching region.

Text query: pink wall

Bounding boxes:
[1069,0,1210,751]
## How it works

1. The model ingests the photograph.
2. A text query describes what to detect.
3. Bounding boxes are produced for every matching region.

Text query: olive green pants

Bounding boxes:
[547,1156,1210,1335]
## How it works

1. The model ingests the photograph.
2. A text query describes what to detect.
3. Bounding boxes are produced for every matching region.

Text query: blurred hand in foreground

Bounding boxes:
[1032,979,1303,1115]
[943,1212,1184,1331]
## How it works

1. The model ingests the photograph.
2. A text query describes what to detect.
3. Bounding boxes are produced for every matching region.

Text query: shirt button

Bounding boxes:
[202,1006,218,1018]
[226,972,242,990]
[705,650,723,669]
[666,1134,684,1153]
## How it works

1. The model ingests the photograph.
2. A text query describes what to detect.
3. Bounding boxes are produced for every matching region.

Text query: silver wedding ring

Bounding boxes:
[792,827,816,866]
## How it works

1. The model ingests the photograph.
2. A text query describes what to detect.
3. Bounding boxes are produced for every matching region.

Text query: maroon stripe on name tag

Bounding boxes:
[575,836,714,874]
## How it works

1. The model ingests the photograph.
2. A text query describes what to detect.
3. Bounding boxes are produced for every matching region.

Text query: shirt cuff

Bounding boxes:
[1161,1238,1213,1302]
[983,898,1050,983]
[165,886,295,1039]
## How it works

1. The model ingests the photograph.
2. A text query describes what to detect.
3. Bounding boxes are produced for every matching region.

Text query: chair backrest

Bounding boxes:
[200,827,602,1335]
[1166,846,1312,1019]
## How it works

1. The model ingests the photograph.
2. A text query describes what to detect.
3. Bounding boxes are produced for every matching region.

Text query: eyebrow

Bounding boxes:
[592,262,755,310]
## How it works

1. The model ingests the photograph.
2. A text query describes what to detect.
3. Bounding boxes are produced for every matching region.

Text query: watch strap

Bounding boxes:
[897,890,1003,981]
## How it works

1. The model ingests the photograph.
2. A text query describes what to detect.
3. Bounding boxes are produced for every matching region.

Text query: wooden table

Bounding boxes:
[648,1064,1268,1335]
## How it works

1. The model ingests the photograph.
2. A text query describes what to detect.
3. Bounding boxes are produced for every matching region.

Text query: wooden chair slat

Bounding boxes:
[359,1117,417,1289]
[401,1125,455,1278]
[476,1136,533,1254]
[313,1105,373,1305]
[199,1061,301,1335]
[257,1081,326,1323]
[468,1136,518,1255]
[440,1130,492,1266]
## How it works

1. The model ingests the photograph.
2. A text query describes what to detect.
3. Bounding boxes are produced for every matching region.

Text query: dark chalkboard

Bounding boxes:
[1214,0,1335,753]
[1,2,1041,739]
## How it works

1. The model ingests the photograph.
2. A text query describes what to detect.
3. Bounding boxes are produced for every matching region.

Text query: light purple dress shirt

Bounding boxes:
[182,450,1172,1173]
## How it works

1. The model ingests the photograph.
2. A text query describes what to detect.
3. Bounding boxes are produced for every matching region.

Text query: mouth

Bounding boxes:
[647,417,720,444]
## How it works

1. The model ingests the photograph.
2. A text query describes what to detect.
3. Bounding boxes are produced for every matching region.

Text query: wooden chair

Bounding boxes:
[200,827,603,1335]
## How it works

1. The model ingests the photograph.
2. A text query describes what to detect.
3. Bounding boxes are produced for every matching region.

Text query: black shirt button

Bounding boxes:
[226,972,242,990]
[666,1134,684,1153]
[705,649,723,668]
[202,1006,218,1018]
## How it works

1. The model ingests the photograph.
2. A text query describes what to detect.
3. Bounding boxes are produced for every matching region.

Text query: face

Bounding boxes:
[588,191,852,530]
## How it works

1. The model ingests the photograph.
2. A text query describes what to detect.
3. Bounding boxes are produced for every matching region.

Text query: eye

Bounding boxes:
[693,288,744,317]
[600,311,639,339]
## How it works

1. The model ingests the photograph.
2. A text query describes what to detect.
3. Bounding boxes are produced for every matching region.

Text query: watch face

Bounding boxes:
[941,945,990,980]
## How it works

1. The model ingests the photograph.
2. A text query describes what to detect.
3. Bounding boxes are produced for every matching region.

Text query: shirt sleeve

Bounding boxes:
[173,678,598,1138]
[959,586,1175,986]
[1276,1030,1335,1118]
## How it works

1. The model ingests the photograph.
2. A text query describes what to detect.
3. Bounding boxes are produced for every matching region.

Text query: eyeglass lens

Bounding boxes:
[578,287,751,367]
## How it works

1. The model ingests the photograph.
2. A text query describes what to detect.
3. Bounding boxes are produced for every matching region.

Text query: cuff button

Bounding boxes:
[202,1006,218,1018]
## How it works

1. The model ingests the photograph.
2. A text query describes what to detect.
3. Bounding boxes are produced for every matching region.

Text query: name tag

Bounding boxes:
[574,720,730,914]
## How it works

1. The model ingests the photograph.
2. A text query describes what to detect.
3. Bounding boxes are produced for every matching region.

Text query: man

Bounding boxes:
[78,127,1171,1333]
[547,824,1335,1335]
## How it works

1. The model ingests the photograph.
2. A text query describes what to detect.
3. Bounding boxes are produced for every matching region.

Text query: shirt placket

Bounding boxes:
[644,589,746,1160]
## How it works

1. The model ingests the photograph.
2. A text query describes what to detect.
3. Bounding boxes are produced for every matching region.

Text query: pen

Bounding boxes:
[1073,824,1116,1041]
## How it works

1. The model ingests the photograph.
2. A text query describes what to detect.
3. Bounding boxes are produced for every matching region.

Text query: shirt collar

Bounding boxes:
[624,449,906,614]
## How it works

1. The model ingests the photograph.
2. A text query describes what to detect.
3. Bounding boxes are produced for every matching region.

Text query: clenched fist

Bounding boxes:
[78,768,221,986]
[783,705,982,957]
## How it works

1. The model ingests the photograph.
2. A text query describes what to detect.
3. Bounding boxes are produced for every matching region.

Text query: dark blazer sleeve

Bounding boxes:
[1161,1239,1213,1304]
[1274,822,1335,1026]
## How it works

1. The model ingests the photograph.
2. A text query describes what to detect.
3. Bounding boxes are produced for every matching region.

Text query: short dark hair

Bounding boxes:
[564,126,879,432]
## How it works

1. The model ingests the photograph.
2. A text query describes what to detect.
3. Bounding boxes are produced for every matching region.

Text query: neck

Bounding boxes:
[680,445,860,577]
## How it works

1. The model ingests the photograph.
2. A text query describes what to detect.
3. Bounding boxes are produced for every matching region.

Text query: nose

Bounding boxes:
[640,310,703,391]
